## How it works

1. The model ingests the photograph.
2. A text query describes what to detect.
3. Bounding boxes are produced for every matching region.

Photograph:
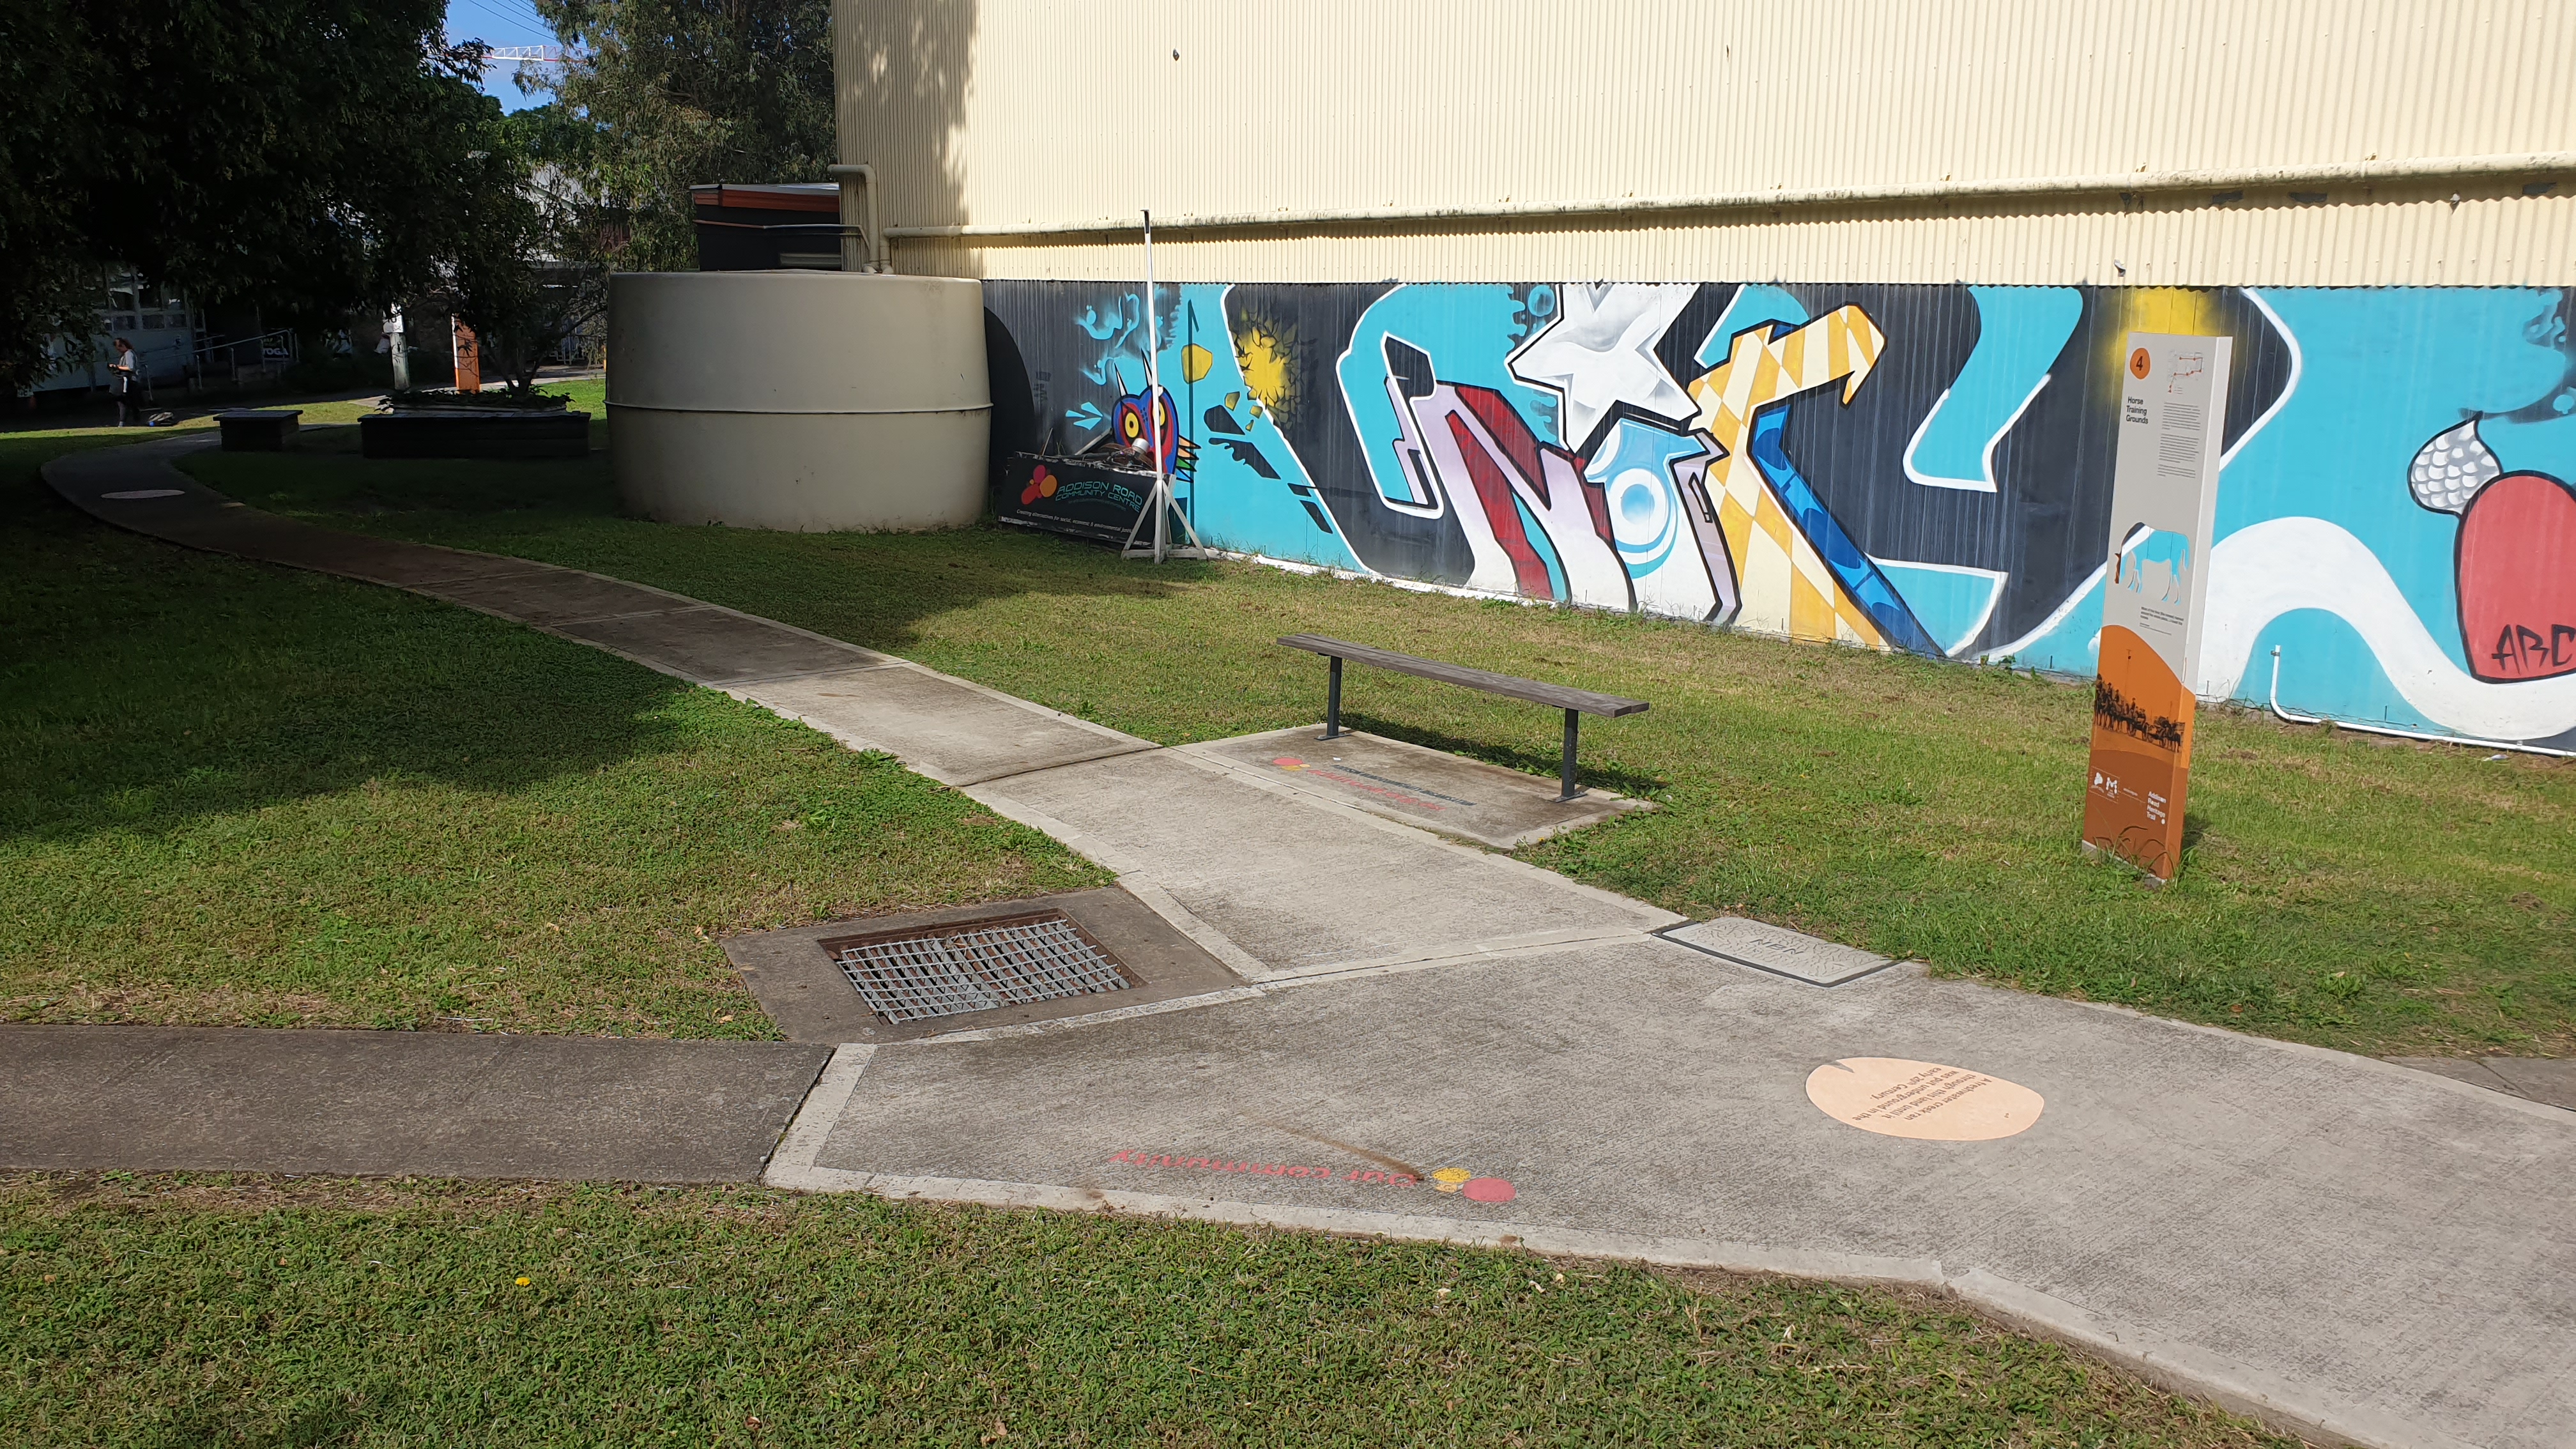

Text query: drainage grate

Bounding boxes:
[824,911,1130,1024]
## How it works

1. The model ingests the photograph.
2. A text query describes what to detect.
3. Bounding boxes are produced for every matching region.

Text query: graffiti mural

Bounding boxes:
[983,280,2576,749]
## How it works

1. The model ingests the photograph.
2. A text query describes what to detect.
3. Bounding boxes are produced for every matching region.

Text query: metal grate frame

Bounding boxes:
[824,910,1130,1025]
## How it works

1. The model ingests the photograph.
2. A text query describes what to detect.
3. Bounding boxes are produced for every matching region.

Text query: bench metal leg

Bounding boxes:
[1558,708,1584,802]
[1321,656,1344,740]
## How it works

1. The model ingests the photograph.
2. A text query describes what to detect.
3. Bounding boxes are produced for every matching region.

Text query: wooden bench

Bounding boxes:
[1277,633,1648,802]
[213,409,300,451]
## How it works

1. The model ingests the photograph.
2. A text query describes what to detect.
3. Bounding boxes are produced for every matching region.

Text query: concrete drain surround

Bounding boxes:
[826,912,1130,1024]
[726,887,1246,1044]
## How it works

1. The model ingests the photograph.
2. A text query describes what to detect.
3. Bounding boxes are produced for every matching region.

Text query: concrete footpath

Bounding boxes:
[0,1027,829,1182]
[38,436,2576,1449]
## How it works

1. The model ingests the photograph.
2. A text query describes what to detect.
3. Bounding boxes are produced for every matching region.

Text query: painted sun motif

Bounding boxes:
[1230,314,1300,425]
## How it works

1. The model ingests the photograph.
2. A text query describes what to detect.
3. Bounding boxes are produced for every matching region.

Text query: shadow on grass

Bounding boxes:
[1335,711,1673,799]
[181,425,1223,663]
[2,469,703,846]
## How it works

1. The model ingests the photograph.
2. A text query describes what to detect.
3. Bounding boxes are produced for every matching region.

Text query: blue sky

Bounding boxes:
[445,0,556,112]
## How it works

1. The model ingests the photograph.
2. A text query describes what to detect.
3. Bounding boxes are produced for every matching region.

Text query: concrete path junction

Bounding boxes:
[26,433,2576,1449]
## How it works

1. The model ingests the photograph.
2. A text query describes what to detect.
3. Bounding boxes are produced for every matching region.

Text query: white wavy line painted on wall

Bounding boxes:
[1988,561,2103,664]
[1899,376,2053,494]
[2223,289,2302,468]
[2200,516,2576,742]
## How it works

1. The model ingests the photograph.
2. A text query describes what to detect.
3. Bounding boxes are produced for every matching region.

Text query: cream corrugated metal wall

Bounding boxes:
[836,0,2574,284]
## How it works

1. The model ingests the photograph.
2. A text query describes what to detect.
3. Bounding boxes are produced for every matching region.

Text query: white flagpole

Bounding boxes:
[1143,209,1167,562]
[1119,207,1208,562]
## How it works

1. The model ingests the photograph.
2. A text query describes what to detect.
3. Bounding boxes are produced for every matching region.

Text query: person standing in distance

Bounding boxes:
[109,337,141,425]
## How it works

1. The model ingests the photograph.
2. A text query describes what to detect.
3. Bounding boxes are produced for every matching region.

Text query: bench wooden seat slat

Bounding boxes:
[1276,634,1648,717]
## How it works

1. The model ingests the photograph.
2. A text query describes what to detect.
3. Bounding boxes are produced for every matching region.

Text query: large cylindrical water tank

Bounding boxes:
[607,272,990,531]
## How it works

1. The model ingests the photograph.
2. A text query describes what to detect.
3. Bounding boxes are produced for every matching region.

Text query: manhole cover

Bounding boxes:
[822,911,1131,1024]
[1659,917,1895,986]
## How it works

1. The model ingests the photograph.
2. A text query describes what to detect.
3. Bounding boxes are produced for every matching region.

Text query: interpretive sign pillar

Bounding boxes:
[2081,332,2230,884]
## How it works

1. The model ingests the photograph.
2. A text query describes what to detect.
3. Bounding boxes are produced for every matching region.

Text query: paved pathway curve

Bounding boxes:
[36,435,2576,1449]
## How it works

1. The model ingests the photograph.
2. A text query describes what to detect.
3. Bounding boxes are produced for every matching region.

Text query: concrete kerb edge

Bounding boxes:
[959,783,1152,877]
[1945,1269,2460,1449]
[762,1050,2425,1449]
[751,1043,839,1173]
[2058,993,2576,1125]
[767,1043,877,1177]
[725,673,962,778]
[2393,1057,2524,1098]
[1103,877,1275,982]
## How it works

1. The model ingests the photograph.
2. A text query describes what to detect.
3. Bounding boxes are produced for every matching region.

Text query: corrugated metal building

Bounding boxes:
[834,0,2576,748]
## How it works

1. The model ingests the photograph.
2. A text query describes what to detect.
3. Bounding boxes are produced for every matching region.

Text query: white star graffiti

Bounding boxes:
[1506,283,1701,451]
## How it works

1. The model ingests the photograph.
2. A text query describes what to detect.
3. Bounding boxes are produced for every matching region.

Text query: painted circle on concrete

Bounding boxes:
[103,488,184,500]
[1460,1177,1515,1203]
[1805,1057,2044,1141]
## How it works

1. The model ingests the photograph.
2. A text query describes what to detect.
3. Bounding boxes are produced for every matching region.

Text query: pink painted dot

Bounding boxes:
[1460,1177,1515,1204]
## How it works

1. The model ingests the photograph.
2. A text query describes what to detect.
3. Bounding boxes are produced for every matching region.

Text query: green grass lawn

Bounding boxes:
[4,399,2319,1446]
[1,418,1104,1037]
[0,1171,2295,1448]
[178,418,2576,1061]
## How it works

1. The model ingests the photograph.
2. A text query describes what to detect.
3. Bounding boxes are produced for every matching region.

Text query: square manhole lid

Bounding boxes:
[821,910,1132,1024]
[1660,917,1896,986]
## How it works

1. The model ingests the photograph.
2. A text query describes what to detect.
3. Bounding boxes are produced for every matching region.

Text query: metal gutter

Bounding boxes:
[882,150,2576,241]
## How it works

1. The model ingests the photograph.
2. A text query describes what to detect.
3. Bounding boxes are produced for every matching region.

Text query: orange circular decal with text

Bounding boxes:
[1806,1057,2044,1141]
[2128,346,2152,379]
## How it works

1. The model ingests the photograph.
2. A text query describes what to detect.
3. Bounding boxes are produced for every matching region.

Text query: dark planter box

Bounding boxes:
[214,408,300,451]
[360,410,591,459]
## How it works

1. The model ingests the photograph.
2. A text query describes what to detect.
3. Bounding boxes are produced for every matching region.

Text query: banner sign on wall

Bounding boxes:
[2082,332,2231,883]
[997,452,1153,544]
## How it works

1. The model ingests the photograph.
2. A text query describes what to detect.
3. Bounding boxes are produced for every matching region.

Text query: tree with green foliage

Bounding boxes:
[528,0,836,271]
[0,0,500,392]
[426,105,616,397]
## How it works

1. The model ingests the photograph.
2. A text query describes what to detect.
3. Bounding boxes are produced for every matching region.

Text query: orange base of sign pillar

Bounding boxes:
[453,321,482,394]
[2081,624,2196,882]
